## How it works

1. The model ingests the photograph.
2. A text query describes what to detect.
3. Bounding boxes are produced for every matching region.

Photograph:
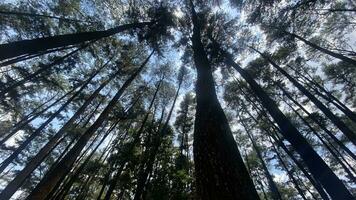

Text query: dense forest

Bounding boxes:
[0,0,355,199]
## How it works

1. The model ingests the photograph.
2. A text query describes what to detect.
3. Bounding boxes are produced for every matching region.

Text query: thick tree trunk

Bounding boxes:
[284,32,356,66]
[253,49,356,145]
[25,51,153,200]
[225,54,353,200]
[0,21,153,61]
[190,2,259,199]
[0,60,117,200]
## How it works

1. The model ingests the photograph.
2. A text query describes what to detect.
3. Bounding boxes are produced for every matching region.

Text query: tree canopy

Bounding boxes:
[0,0,355,199]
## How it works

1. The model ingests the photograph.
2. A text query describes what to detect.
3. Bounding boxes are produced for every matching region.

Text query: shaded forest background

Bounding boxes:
[0,0,355,199]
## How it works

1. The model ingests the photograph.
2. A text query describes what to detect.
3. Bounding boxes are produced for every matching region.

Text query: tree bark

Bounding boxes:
[190,2,259,199]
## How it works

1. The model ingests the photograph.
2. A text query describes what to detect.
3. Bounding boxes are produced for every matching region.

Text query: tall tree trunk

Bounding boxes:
[234,81,329,199]
[284,31,356,66]
[224,53,353,200]
[54,121,120,200]
[0,44,88,96]
[95,82,160,200]
[0,61,117,200]
[25,51,153,200]
[0,88,75,145]
[133,78,182,200]
[190,2,259,199]
[0,93,57,141]
[253,48,356,145]
[240,119,283,200]
[101,79,163,200]
[283,98,356,181]
[242,100,330,200]
[269,138,308,200]
[277,83,356,160]
[0,22,153,61]
[0,10,93,23]
[0,65,103,174]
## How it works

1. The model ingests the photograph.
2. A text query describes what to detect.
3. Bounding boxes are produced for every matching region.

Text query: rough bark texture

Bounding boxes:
[190,2,259,199]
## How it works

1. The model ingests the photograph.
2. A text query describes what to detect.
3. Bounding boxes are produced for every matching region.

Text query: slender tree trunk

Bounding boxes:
[277,83,356,160]
[0,10,93,23]
[0,45,75,67]
[0,88,75,145]
[101,79,163,200]
[224,53,353,199]
[95,85,160,200]
[269,139,308,200]
[25,51,153,200]
[0,45,88,96]
[0,65,117,199]
[253,48,356,145]
[0,93,57,141]
[242,101,330,200]
[54,121,119,200]
[240,119,283,200]
[284,32,356,66]
[0,22,153,61]
[0,65,102,174]
[283,98,356,181]
[133,79,182,200]
[190,2,259,199]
